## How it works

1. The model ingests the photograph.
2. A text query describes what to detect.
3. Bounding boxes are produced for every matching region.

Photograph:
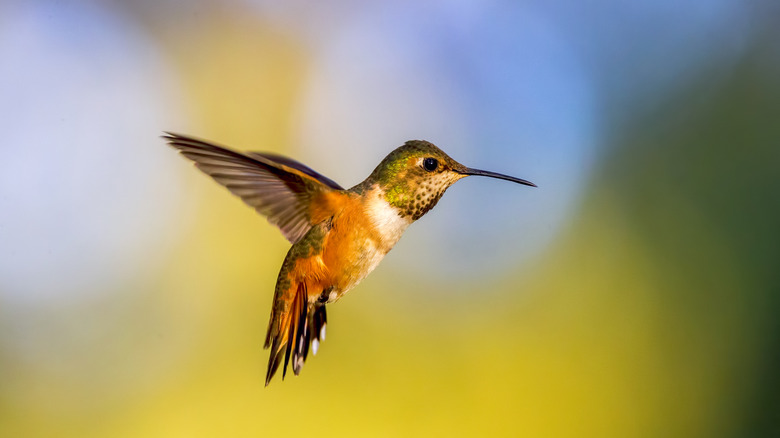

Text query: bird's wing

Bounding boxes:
[164,133,344,244]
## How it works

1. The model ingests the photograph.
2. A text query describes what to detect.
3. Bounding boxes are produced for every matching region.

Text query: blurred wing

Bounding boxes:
[164,133,343,243]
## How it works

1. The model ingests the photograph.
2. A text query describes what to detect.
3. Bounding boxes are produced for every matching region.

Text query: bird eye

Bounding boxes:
[422,157,439,172]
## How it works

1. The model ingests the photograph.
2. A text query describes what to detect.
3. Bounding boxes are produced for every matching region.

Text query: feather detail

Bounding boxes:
[263,282,329,385]
[163,132,343,244]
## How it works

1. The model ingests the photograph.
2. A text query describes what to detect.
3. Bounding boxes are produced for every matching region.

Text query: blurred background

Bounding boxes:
[1,0,779,436]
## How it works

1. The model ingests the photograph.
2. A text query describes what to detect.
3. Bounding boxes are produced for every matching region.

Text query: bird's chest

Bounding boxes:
[320,194,411,301]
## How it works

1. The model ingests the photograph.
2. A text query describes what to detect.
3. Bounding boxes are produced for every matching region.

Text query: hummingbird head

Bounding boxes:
[366,140,536,220]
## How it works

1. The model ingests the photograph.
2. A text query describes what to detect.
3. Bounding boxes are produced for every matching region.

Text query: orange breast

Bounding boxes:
[297,190,388,301]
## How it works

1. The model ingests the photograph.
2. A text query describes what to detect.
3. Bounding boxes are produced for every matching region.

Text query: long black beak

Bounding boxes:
[459,167,537,187]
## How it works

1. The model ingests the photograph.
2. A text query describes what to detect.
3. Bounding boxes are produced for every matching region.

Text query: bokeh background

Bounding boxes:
[2,1,779,436]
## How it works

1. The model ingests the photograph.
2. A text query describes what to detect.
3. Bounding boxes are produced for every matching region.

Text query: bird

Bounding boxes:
[163,133,536,385]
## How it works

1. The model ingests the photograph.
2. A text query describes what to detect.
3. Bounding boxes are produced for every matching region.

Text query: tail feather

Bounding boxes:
[289,288,308,376]
[281,285,304,380]
[307,304,327,359]
[264,283,329,386]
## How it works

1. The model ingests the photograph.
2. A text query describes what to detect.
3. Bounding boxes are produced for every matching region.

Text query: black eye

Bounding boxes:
[422,157,439,172]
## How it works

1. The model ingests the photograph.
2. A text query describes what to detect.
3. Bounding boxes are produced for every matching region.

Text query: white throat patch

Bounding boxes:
[365,188,413,247]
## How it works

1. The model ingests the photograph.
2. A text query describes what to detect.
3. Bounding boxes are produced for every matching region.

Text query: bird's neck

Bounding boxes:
[361,184,414,248]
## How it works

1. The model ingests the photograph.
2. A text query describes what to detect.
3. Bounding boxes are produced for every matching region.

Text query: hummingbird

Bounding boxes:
[164,133,535,385]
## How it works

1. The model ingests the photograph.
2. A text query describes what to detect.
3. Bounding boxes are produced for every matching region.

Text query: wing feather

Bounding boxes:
[164,133,343,243]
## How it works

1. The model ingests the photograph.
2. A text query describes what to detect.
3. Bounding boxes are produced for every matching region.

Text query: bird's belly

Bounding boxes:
[324,237,388,302]
[318,195,409,303]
